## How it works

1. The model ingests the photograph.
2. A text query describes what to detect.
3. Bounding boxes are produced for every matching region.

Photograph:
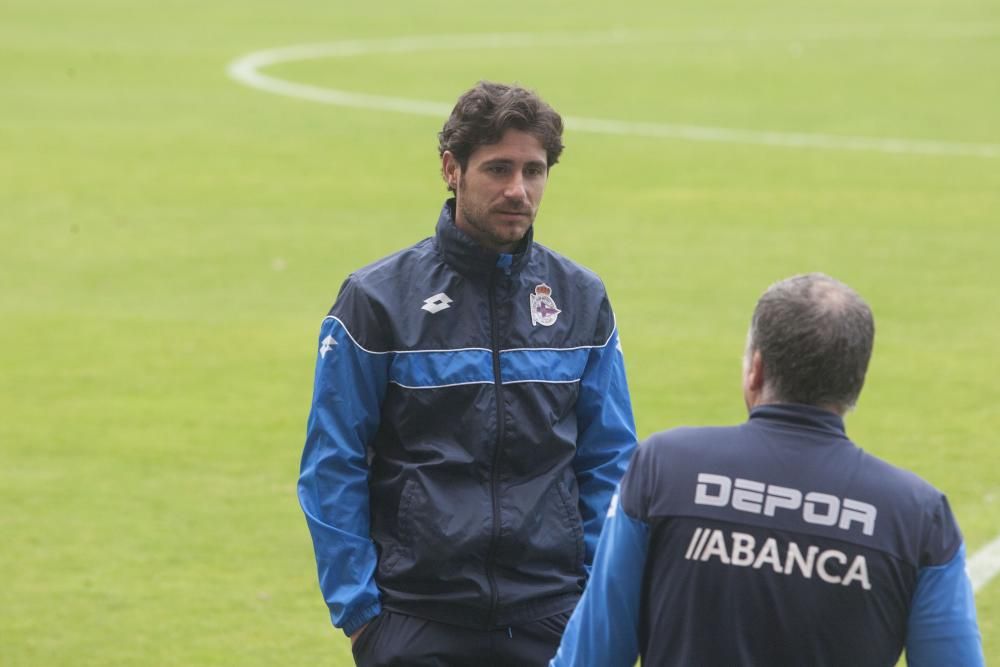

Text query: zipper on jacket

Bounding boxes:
[485,268,504,628]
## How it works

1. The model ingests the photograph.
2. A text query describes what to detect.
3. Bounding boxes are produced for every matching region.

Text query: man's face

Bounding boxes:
[443,129,549,253]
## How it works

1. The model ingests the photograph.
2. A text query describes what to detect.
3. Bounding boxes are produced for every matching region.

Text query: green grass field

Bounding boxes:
[2,1,998,664]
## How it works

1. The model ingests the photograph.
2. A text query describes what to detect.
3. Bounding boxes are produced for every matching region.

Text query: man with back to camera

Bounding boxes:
[298,81,637,666]
[551,273,984,666]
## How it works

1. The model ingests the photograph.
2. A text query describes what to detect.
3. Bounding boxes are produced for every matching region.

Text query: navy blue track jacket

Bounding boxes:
[552,404,984,666]
[299,200,637,636]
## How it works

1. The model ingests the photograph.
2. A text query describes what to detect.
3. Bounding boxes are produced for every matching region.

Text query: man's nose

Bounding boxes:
[504,173,527,200]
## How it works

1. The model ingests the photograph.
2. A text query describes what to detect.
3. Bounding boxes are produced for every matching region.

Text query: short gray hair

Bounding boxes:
[748,273,875,411]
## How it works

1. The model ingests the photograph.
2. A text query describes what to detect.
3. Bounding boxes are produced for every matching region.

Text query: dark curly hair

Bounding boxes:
[438,81,564,192]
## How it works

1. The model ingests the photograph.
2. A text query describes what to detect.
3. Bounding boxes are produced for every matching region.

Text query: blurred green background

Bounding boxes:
[2,1,997,664]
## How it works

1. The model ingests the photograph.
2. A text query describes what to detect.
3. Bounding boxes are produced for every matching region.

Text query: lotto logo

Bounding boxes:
[422,292,453,314]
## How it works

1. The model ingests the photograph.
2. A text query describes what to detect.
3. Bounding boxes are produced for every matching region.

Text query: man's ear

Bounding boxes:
[742,348,766,411]
[442,151,460,190]
[746,350,765,392]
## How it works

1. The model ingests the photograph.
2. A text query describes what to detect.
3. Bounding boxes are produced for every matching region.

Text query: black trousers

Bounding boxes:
[351,610,571,667]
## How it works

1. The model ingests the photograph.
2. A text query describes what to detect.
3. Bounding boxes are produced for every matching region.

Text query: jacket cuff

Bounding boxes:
[340,601,381,637]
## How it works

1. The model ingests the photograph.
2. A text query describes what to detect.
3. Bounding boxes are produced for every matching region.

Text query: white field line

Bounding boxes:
[227,30,1000,159]
[970,534,1000,593]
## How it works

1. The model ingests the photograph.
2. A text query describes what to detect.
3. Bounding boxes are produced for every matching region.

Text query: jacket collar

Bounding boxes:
[435,199,533,278]
[748,403,848,438]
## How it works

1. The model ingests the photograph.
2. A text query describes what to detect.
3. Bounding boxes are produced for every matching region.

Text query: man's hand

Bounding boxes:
[350,623,369,646]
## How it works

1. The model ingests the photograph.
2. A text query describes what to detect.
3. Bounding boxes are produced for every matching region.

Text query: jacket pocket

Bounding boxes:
[554,478,586,572]
[379,479,417,577]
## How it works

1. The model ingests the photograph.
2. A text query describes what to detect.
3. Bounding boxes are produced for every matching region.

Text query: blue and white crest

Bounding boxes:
[529,283,561,327]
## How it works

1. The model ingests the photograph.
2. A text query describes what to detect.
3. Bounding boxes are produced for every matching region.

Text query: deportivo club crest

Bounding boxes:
[530,283,561,327]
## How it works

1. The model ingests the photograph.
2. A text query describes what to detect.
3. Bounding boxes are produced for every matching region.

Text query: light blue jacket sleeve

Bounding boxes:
[906,543,984,666]
[574,326,638,568]
[550,492,649,667]
[298,315,390,636]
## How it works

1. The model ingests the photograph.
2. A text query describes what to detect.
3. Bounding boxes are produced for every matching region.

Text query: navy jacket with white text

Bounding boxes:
[551,404,984,666]
[298,200,637,635]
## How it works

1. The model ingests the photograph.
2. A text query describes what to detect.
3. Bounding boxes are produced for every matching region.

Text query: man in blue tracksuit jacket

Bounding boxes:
[298,82,637,666]
[552,273,984,666]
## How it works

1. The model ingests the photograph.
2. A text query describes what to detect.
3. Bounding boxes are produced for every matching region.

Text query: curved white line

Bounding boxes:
[388,379,493,389]
[502,378,582,385]
[970,534,1000,593]
[325,316,493,355]
[227,31,1000,158]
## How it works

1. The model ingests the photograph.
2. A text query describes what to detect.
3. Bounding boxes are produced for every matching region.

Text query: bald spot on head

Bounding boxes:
[747,273,875,413]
